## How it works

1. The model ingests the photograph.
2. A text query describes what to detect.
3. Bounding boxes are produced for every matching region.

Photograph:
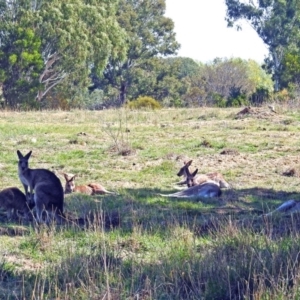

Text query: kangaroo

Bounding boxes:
[0,187,33,220]
[159,181,221,199]
[87,183,116,195]
[177,160,230,188]
[63,173,116,195]
[265,200,300,216]
[63,173,93,195]
[17,150,65,223]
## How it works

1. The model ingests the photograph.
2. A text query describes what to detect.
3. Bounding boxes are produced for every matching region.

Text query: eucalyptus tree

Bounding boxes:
[0,0,126,108]
[91,0,180,105]
[280,51,300,89]
[116,56,200,106]
[225,0,300,90]
[0,2,44,107]
[150,57,200,106]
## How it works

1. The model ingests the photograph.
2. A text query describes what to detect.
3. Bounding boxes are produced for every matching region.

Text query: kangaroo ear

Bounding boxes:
[17,150,23,159]
[25,151,32,159]
[192,169,198,176]
[186,160,193,166]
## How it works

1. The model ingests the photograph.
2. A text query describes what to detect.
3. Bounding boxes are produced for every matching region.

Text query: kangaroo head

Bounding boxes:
[63,173,76,193]
[187,168,198,187]
[17,150,32,173]
[177,160,193,177]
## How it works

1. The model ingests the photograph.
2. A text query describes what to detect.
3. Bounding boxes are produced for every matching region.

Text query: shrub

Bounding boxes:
[274,88,291,102]
[127,96,162,110]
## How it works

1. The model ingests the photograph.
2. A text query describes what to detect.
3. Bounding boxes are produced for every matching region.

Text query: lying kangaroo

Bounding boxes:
[265,200,300,216]
[63,173,116,195]
[87,183,116,195]
[177,160,230,188]
[17,150,65,224]
[0,187,33,220]
[63,173,93,195]
[159,181,221,199]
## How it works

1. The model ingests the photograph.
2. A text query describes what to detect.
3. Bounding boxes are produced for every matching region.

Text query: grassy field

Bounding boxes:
[1,105,300,299]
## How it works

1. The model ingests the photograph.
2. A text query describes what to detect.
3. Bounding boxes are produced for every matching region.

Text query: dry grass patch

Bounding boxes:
[220,148,240,155]
[235,105,282,120]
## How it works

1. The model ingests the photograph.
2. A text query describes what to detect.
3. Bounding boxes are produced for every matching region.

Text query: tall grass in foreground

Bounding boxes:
[1,210,300,299]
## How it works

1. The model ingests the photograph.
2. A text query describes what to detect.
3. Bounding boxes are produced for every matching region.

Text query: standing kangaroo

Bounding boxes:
[177,160,230,188]
[0,187,33,220]
[17,150,65,223]
[63,173,116,195]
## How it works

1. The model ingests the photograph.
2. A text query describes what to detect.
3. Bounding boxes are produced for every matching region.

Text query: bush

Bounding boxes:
[127,96,162,110]
[250,87,271,105]
[274,88,291,102]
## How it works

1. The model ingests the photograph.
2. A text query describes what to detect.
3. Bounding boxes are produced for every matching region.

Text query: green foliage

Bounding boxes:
[280,50,300,89]
[0,0,126,108]
[212,93,227,107]
[225,0,300,90]
[127,96,162,110]
[227,87,249,107]
[91,0,180,105]
[274,88,292,102]
[36,0,126,100]
[114,57,198,107]
[250,87,272,104]
[247,59,273,104]
[0,26,43,108]
[185,58,272,107]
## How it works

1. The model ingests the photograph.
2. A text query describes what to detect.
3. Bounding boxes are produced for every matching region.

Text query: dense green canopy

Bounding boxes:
[0,0,126,108]
[91,0,180,105]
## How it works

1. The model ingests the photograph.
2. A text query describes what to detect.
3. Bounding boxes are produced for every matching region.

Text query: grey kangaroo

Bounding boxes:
[17,150,65,223]
[159,181,222,199]
[0,187,33,220]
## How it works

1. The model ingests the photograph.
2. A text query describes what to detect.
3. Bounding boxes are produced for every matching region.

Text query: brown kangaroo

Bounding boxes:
[17,150,65,224]
[177,160,230,188]
[0,187,33,220]
[63,173,116,195]
[63,173,93,195]
[87,183,116,195]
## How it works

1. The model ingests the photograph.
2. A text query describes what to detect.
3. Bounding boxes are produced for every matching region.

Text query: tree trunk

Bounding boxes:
[119,82,127,105]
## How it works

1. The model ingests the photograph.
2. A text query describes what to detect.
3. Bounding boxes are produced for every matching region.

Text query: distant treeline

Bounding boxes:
[0,0,298,109]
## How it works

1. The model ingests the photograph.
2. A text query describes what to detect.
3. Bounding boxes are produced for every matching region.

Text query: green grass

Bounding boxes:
[1,106,300,298]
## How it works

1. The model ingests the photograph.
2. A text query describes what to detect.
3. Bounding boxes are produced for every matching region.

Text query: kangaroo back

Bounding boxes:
[17,150,64,223]
[88,183,116,195]
[206,172,230,188]
[265,200,300,216]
